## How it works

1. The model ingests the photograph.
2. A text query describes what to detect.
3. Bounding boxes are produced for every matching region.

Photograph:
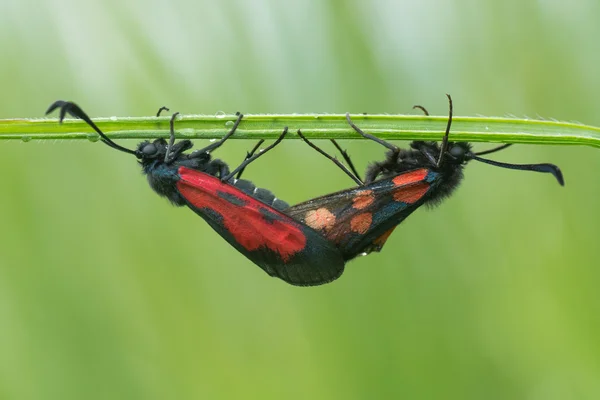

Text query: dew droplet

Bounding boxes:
[215,111,226,119]
[87,133,100,142]
[485,126,489,130]
[225,120,234,127]
[359,252,368,257]
[110,116,117,121]
[209,138,217,143]
[21,135,32,143]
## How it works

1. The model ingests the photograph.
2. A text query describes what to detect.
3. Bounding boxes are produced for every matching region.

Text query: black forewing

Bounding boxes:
[176,167,345,286]
[285,169,440,260]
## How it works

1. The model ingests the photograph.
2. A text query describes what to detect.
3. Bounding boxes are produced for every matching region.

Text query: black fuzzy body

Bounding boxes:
[45,100,346,286]
[366,140,472,207]
[137,139,344,286]
[138,138,288,211]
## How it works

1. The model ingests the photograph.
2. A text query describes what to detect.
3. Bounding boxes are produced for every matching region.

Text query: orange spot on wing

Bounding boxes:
[392,169,428,187]
[305,208,336,232]
[352,190,374,209]
[350,213,373,234]
[393,182,430,204]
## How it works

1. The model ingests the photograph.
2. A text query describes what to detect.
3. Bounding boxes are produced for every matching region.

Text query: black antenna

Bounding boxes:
[436,94,453,167]
[471,155,564,186]
[474,143,513,156]
[46,101,138,156]
[427,96,563,185]
[165,112,180,162]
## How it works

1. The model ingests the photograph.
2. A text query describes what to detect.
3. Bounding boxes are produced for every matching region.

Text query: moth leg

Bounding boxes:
[412,105,429,116]
[156,106,170,117]
[411,141,439,165]
[363,146,404,183]
[165,140,194,164]
[297,130,363,186]
[330,139,362,183]
[222,127,288,182]
[346,112,399,153]
[197,112,244,154]
[205,158,231,179]
[235,140,265,180]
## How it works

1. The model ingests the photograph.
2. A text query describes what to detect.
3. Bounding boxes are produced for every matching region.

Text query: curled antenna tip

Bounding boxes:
[45,100,66,116]
[472,155,565,187]
[550,165,565,186]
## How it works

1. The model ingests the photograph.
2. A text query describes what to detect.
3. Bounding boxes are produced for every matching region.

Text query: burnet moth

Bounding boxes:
[286,94,564,261]
[46,101,345,286]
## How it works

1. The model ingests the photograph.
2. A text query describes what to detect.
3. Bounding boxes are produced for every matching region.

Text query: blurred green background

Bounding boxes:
[1,0,599,399]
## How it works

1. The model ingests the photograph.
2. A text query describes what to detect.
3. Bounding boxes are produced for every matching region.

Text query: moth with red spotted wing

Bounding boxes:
[46,101,345,286]
[286,95,564,261]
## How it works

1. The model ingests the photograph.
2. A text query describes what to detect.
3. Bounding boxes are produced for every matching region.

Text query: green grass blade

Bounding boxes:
[1,114,599,146]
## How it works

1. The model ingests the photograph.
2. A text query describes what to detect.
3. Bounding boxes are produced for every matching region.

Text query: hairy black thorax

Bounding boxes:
[136,138,289,210]
[366,140,473,207]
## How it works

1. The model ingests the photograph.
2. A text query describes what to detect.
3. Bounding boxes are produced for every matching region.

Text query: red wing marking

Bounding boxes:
[392,169,428,187]
[305,208,336,232]
[350,213,373,234]
[285,168,438,259]
[352,190,375,209]
[393,182,430,204]
[177,167,306,262]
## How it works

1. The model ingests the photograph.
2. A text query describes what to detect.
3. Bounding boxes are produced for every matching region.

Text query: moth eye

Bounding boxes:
[449,146,465,158]
[142,143,157,155]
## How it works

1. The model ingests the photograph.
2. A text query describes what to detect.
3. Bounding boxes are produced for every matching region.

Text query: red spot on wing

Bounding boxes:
[393,182,430,204]
[352,190,375,209]
[392,169,429,186]
[176,167,306,262]
[350,213,373,234]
